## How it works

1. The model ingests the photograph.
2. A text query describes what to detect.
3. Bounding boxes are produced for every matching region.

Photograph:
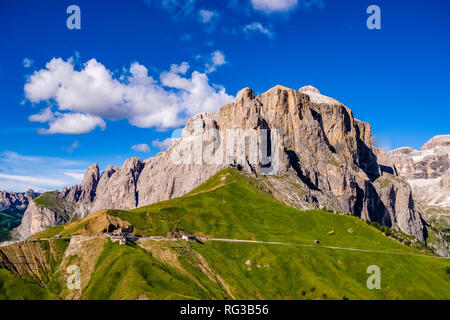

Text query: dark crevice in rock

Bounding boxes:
[286,150,320,191]
[309,108,336,154]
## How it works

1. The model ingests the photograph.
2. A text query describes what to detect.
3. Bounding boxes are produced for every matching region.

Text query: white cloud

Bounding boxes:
[251,0,298,13]
[0,151,87,192]
[28,107,55,123]
[243,22,273,38]
[0,151,84,167]
[64,171,85,180]
[250,0,325,13]
[24,56,233,133]
[169,61,190,75]
[205,50,227,73]
[131,143,151,153]
[212,51,226,66]
[23,58,34,68]
[199,9,217,23]
[152,138,173,150]
[38,113,106,135]
[0,173,66,189]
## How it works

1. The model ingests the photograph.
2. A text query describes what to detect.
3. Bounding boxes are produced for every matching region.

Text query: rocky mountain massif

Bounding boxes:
[16,85,425,243]
[387,135,450,256]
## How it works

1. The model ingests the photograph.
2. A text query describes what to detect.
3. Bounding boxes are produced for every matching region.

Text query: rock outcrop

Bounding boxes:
[0,190,38,212]
[15,199,74,240]
[17,85,426,242]
[387,135,450,256]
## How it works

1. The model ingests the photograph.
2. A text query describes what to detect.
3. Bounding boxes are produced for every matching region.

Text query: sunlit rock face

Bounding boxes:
[17,85,425,242]
[388,135,450,256]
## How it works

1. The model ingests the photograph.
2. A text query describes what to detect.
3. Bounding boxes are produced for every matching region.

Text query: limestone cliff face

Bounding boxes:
[15,200,73,240]
[387,135,450,210]
[387,135,450,255]
[17,85,425,242]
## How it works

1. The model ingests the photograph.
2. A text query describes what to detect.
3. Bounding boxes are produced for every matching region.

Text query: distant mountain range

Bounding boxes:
[387,135,450,256]
[0,190,37,212]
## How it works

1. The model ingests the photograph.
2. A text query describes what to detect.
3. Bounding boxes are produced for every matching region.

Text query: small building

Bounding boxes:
[110,235,127,245]
[118,225,134,235]
[314,240,320,244]
[182,234,196,242]
[55,234,62,239]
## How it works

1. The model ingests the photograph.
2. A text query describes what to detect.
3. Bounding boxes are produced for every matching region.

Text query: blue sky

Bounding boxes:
[0,0,449,192]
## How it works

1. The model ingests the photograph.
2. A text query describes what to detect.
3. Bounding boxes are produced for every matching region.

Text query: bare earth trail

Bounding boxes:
[197,238,450,260]
[185,180,238,198]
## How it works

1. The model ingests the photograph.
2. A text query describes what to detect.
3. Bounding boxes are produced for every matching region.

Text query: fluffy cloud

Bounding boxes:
[243,22,273,38]
[24,56,234,134]
[131,143,151,153]
[37,113,106,135]
[152,138,173,150]
[199,9,217,23]
[28,107,54,123]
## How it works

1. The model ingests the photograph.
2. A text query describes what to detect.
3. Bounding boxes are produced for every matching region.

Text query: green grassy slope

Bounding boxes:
[3,169,450,300]
[0,269,56,300]
[0,239,70,300]
[193,242,450,300]
[75,238,449,300]
[81,240,233,300]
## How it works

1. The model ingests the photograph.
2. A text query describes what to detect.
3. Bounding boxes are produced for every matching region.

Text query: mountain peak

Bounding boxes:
[266,84,294,92]
[299,85,320,94]
[421,135,450,151]
[235,87,255,103]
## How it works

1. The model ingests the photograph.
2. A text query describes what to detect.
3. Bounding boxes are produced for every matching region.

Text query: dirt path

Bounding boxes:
[199,237,450,260]
[185,180,238,197]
